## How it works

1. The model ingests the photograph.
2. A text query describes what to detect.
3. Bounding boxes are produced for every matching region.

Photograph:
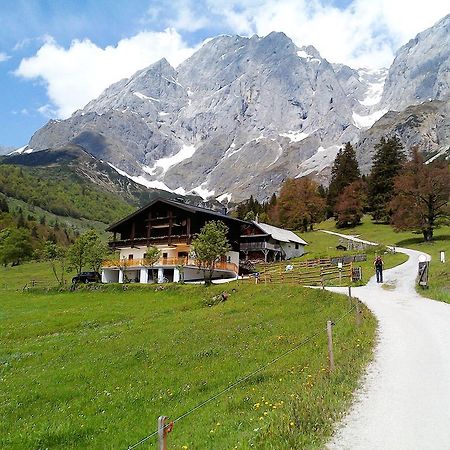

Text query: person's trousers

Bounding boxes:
[376,267,383,283]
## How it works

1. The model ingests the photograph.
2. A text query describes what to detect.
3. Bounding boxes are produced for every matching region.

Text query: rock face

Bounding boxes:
[381,14,450,111]
[356,99,450,172]
[28,16,450,202]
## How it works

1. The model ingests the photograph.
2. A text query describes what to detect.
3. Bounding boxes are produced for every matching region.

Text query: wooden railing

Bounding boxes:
[102,258,238,274]
[240,241,282,251]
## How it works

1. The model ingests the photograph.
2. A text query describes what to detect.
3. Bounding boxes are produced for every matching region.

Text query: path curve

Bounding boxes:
[327,247,450,450]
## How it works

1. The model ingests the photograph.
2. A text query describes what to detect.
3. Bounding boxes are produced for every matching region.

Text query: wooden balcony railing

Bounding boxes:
[240,241,282,251]
[102,258,238,274]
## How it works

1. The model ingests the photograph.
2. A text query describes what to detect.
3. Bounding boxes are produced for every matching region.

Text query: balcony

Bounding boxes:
[108,235,191,249]
[240,241,282,252]
[102,257,238,274]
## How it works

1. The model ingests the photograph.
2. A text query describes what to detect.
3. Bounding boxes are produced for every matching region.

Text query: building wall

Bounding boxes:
[281,242,305,259]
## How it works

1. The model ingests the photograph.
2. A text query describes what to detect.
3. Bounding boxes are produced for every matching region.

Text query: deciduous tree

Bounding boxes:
[42,241,67,285]
[191,221,230,285]
[390,149,450,241]
[67,230,107,274]
[0,228,33,266]
[272,177,326,231]
[335,180,366,228]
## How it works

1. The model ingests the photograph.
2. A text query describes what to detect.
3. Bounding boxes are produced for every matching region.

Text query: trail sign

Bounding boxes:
[418,261,430,288]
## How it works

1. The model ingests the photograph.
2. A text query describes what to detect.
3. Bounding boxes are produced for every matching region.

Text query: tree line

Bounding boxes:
[234,137,449,241]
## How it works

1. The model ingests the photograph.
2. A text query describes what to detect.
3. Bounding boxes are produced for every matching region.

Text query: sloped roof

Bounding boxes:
[252,222,308,245]
[106,196,249,232]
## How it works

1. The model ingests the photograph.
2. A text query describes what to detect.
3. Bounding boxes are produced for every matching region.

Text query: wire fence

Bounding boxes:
[126,303,359,449]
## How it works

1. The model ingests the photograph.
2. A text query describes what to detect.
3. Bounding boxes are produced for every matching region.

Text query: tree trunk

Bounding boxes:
[422,228,433,241]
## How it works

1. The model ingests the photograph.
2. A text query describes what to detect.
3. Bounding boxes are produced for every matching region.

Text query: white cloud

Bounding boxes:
[15,28,195,118]
[193,0,449,68]
[0,52,10,62]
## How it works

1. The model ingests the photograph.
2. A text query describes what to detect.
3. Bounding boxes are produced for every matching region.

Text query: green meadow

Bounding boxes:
[1,282,375,449]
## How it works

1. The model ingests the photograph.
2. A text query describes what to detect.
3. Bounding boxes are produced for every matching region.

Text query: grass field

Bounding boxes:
[1,281,375,449]
[308,218,450,303]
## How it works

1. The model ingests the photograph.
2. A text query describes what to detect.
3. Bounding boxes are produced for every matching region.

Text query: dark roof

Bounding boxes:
[106,196,250,232]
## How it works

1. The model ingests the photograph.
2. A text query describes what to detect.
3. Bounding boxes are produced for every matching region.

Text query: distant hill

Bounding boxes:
[0,144,225,231]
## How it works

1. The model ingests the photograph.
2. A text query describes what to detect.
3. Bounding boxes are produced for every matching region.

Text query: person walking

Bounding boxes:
[374,255,384,283]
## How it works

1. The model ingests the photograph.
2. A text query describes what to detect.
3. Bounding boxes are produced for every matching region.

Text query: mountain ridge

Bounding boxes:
[23,14,450,202]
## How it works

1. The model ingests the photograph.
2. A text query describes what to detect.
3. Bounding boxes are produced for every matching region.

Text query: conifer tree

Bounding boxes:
[367,136,406,222]
[327,142,361,216]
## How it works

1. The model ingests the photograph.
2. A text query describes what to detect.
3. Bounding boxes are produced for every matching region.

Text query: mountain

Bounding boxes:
[0,146,14,156]
[381,14,450,111]
[26,15,450,202]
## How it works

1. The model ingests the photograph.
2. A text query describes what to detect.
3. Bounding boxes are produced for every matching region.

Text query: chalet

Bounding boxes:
[101,197,308,284]
[102,197,245,284]
[240,221,308,262]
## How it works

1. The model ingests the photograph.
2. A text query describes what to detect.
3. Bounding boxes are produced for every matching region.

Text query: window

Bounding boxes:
[128,254,133,260]
[295,244,299,250]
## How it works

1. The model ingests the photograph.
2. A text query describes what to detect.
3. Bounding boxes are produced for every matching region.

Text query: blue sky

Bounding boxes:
[0,0,448,148]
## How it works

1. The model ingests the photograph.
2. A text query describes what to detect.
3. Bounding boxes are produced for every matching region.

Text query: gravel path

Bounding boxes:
[327,247,450,450]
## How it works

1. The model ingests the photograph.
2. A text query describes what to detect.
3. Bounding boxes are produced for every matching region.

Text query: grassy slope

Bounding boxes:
[310,218,449,303]
[1,281,375,449]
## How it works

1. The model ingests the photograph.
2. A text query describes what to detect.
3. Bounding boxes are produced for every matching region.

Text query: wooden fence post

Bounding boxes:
[348,286,352,307]
[355,301,362,327]
[158,416,173,450]
[327,320,335,372]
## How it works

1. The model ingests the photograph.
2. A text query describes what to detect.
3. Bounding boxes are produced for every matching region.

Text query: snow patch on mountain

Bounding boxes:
[108,162,174,192]
[357,68,387,107]
[192,183,215,200]
[216,192,232,203]
[9,145,34,155]
[352,109,387,129]
[133,91,160,102]
[144,144,197,175]
[280,131,310,143]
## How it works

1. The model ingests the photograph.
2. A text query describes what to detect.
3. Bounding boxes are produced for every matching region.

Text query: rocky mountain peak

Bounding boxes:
[381,14,450,111]
[26,15,450,203]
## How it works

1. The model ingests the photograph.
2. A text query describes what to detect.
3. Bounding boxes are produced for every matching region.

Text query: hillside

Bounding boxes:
[0,144,225,240]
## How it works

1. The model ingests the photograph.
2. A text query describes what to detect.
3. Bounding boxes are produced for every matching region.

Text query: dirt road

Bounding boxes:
[327,247,450,450]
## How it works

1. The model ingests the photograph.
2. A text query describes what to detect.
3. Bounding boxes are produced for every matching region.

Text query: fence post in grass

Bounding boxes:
[327,320,335,372]
[158,416,173,450]
[348,286,352,307]
[355,300,362,327]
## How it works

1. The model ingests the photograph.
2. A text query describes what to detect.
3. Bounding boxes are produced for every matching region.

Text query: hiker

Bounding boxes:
[374,255,384,283]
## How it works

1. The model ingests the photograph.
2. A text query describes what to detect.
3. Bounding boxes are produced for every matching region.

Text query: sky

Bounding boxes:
[0,0,448,148]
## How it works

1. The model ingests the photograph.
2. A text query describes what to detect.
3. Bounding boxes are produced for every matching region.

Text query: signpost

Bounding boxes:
[418,254,429,289]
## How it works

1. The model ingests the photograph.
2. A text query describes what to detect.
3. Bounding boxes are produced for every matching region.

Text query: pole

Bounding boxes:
[348,286,352,307]
[158,416,173,450]
[355,301,362,327]
[327,320,335,372]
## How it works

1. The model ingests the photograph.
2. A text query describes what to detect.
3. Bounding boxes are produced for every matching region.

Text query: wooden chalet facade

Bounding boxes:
[101,197,308,284]
[102,197,246,283]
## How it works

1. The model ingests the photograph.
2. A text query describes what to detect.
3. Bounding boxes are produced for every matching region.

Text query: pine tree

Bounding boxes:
[367,136,406,222]
[327,142,361,216]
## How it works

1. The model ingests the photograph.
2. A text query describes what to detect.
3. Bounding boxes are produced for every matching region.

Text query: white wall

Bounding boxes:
[102,269,119,283]
[226,251,240,268]
[281,243,305,260]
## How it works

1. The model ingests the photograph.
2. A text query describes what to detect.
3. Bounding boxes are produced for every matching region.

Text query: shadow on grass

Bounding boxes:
[395,235,450,247]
